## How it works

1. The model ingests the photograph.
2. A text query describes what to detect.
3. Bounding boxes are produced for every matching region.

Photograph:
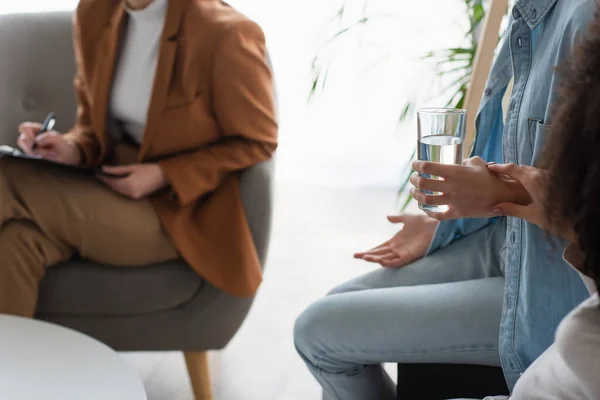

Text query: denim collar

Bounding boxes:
[515,0,558,30]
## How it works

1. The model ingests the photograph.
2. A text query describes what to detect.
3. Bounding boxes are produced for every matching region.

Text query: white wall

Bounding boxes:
[233,0,467,189]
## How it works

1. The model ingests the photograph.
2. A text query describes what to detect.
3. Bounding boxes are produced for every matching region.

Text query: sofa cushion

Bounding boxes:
[36,259,204,316]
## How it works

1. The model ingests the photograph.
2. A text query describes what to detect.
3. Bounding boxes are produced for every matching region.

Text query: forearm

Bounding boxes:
[62,126,101,166]
[159,137,276,206]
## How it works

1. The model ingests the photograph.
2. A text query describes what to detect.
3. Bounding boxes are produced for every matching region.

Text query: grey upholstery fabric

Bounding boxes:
[36,260,204,316]
[0,12,273,351]
[0,12,77,135]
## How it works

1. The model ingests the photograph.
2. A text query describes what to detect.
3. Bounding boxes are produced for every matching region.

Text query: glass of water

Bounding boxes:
[417,108,467,213]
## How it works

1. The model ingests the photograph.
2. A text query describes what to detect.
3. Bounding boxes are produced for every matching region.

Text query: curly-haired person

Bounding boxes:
[469,11,600,400]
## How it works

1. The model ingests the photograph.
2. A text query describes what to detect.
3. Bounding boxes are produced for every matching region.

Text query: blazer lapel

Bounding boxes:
[138,0,189,161]
[91,3,126,158]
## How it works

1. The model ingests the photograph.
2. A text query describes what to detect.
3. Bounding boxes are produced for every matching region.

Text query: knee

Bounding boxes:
[327,282,352,296]
[0,222,45,317]
[0,222,46,280]
[327,278,364,296]
[294,297,338,362]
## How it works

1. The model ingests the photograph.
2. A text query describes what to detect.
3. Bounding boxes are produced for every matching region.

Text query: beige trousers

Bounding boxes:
[0,156,178,317]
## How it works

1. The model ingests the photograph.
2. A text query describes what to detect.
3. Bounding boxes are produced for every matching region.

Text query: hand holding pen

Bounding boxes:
[31,112,55,150]
[18,112,55,155]
[17,113,81,165]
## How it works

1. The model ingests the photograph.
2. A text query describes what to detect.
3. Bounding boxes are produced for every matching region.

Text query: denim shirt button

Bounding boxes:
[485,88,492,96]
[517,37,523,48]
[511,232,516,244]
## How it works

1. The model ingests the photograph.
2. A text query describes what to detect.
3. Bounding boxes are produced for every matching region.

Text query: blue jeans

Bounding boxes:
[294,221,507,400]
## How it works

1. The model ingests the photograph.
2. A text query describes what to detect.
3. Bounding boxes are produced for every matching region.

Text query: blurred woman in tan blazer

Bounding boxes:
[0,0,277,316]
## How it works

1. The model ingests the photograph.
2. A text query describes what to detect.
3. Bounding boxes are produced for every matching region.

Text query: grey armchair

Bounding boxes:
[0,11,274,400]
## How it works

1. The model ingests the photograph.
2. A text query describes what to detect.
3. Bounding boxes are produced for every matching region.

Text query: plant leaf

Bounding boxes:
[398,102,415,123]
[400,192,414,211]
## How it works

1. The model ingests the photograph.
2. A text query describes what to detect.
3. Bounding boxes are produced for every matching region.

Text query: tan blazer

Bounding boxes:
[64,0,278,297]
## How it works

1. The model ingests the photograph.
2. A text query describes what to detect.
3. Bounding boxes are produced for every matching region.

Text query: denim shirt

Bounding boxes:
[427,0,596,390]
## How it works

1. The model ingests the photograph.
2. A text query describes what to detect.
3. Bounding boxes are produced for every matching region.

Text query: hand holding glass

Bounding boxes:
[416,108,467,213]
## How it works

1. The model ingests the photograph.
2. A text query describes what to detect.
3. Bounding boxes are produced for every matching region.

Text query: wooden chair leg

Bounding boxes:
[184,351,213,400]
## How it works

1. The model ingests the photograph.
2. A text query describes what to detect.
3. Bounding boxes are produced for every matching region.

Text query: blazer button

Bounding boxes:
[484,88,492,96]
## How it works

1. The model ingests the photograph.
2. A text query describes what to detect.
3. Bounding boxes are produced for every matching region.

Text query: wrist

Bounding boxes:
[497,180,531,206]
[64,139,83,165]
[420,213,440,228]
[155,164,168,187]
[513,185,533,205]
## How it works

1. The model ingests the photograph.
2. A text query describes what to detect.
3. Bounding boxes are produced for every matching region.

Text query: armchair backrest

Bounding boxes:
[0,12,77,144]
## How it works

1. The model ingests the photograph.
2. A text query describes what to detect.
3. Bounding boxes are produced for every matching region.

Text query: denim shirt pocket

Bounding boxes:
[529,119,551,166]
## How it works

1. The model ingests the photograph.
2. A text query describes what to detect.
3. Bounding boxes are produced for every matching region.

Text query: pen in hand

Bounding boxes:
[32,112,56,151]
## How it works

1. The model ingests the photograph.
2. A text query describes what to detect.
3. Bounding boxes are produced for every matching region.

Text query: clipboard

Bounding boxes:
[0,145,128,178]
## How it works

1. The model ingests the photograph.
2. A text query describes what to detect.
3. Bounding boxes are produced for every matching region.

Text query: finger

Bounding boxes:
[18,122,42,130]
[18,122,42,138]
[410,172,447,192]
[364,252,396,263]
[359,251,392,264]
[519,164,537,172]
[495,173,518,183]
[518,164,545,182]
[354,241,390,258]
[487,163,517,173]
[34,132,62,148]
[412,160,461,178]
[361,246,392,257]
[380,257,404,268]
[387,215,405,223]
[365,253,399,266]
[364,251,395,263]
[487,163,523,180]
[98,175,130,196]
[17,134,35,155]
[411,189,449,206]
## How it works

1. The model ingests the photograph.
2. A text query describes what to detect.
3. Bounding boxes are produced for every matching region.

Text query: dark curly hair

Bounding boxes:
[543,12,600,295]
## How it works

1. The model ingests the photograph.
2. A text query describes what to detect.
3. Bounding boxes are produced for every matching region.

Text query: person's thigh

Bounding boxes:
[296,276,504,370]
[0,158,178,266]
[331,219,506,295]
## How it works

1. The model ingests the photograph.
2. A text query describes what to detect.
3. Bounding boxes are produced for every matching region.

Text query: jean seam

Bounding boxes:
[313,345,499,378]
[315,344,498,364]
[295,342,345,400]
[315,368,345,400]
